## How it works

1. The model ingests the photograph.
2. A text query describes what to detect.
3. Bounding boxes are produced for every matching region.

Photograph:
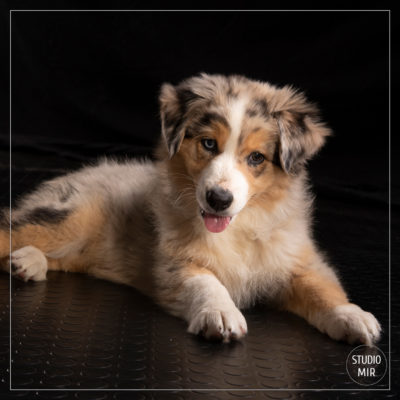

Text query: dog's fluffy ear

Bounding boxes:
[159,83,199,158]
[159,83,183,158]
[272,87,331,174]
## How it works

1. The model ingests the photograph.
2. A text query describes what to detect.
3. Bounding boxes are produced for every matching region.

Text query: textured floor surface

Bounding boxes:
[0,153,398,399]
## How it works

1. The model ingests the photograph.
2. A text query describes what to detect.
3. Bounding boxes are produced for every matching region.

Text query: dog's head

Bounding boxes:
[159,74,330,233]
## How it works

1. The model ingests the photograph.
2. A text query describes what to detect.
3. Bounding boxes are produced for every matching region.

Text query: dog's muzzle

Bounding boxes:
[200,186,234,233]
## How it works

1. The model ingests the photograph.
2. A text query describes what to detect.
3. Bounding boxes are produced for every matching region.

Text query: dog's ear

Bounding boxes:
[159,83,199,158]
[272,88,331,174]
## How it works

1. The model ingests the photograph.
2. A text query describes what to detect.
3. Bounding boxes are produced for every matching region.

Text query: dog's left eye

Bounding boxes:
[201,139,218,152]
[248,152,265,166]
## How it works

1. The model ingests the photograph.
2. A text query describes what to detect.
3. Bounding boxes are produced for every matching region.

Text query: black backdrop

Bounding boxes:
[3,10,390,165]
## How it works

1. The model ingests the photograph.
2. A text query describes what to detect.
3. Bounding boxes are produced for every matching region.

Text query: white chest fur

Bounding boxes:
[186,215,307,308]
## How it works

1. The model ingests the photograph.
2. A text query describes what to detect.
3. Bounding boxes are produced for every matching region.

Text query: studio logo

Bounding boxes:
[346,345,387,386]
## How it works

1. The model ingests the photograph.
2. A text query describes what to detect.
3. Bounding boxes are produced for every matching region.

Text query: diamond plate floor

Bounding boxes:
[0,271,394,399]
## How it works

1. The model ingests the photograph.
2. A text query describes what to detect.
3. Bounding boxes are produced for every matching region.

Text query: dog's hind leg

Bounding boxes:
[0,198,107,281]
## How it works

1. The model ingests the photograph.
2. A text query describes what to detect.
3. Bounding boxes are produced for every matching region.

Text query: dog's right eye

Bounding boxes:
[201,139,218,152]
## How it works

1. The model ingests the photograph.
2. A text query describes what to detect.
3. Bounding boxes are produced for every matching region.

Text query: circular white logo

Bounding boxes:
[346,345,387,386]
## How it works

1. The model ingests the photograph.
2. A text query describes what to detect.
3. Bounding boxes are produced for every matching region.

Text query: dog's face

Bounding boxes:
[159,74,330,233]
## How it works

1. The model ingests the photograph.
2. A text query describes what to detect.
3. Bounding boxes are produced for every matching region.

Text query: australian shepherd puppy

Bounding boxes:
[1,74,381,345]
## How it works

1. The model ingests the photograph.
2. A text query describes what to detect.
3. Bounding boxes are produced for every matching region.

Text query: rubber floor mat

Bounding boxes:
[0,270,390,397]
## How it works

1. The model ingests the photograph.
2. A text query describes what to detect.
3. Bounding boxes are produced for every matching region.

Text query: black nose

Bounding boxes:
[206,187,233,212]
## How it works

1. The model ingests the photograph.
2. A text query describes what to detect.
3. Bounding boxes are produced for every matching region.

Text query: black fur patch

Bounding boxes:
[177,88,200,114]
[285,110,307,135]
[246,98,269,119]
[14,207,71,228]
[197,112,228,128]
[254,99,268,116]
[272,142,282,168]
[186,112,229,139]
[246,109,258,118]
[184,127,195,139]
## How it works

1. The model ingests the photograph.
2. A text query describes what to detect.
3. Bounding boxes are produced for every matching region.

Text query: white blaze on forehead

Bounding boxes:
[224,97,249,154]
[195,96,250,217]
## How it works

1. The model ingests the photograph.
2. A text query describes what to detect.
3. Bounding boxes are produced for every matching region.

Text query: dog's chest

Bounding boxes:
[202,230,291,307]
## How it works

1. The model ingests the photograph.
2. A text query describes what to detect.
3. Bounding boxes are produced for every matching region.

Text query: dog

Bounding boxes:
[0,73,381,345]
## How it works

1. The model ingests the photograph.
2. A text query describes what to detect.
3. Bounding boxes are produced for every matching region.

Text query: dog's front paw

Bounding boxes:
[10,246,48,282]
[187,306,248,343]
[318,303,381,346]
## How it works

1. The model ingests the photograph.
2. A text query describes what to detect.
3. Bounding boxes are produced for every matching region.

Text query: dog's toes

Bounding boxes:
[317,303,381,346]
[220,308,248,342]
[9,246,48,282]
[188,306,248,343]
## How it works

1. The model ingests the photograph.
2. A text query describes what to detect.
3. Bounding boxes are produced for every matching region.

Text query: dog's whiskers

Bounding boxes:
[172,187,196,208]
[168,172,195,184]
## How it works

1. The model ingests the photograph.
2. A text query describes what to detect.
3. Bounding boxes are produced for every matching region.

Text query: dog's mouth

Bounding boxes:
[200,209,232,233]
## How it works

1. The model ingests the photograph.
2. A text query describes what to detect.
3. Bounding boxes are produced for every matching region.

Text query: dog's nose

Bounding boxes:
[206,187,233,212]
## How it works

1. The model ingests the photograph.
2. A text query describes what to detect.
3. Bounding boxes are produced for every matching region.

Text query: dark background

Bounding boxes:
[0,4,398,398]
[4,10,390,165]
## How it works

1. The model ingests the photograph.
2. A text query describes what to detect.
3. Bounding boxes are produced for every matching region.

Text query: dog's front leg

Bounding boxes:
[157,269,247,342]
[282,263,381,346]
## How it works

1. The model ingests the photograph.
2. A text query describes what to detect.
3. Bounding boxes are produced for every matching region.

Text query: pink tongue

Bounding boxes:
[203,213,231,233]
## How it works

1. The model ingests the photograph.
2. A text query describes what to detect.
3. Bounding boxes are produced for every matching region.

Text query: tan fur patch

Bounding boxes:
[177,121,230,179]
[0,230,9,259]
[239,128,275,159]
[1,198,106,273]
[283,264,349,320]
[236,128,290,211]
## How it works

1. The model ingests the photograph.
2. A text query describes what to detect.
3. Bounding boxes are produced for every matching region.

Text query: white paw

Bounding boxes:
[10,245,48,282]
[187,306,248,343]
[318,303,381,346]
